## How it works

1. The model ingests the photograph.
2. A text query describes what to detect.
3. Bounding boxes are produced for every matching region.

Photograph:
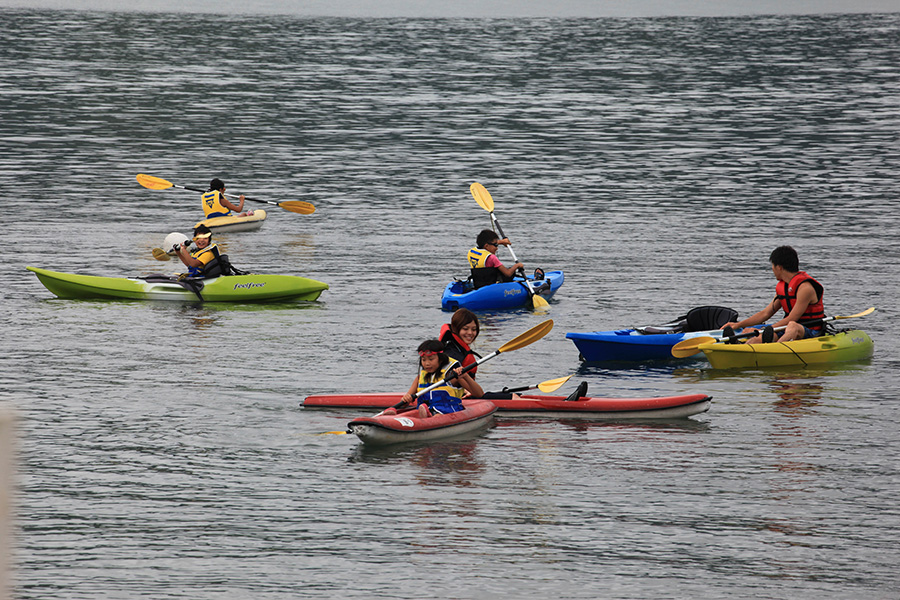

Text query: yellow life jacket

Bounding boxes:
[201,190,231,218]
[417,359,464,399]
[187,243,220,277]
[468,246,504,289]
[467,247,491,269]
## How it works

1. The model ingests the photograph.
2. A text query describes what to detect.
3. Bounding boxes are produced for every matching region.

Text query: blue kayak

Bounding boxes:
[441,270,564,311]
[566,306,741,362]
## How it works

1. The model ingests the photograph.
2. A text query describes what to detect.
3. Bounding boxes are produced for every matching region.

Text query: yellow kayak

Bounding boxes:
[195,209,267,233]
[698,329,874,369]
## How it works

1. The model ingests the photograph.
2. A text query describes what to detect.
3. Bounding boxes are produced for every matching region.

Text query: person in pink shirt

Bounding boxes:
[466,229,524,289]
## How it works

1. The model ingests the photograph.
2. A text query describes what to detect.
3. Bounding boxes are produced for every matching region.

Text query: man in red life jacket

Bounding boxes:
[720,245,826,344]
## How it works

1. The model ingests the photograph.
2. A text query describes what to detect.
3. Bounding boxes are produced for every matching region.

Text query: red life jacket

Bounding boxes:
[776,271,825,331]
[439,323,479,375]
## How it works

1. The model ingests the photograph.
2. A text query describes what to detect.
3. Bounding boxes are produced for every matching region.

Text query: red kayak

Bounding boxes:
[346,400,498,446]
[308,393,712,420]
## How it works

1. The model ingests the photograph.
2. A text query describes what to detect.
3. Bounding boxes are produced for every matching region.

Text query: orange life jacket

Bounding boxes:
[439,323,480,376]
[776,271,825,331]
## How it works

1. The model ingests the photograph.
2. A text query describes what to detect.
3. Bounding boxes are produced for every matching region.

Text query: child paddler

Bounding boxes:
[387,340,483,419]
[173,224,220,278]
[202,178,252,218]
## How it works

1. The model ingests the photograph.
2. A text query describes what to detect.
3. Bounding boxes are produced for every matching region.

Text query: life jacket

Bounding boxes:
[467,246,508,289]
[201,190,231,218]
[417,359,464,404]
[776,271,825,331]
[439,323,480,376]
[187,243,221,278]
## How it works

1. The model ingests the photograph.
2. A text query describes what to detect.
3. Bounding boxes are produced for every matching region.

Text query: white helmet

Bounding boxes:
[163,232,190,255]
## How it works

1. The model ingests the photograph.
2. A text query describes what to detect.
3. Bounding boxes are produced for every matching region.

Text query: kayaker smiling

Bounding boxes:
[174,224,220,278]
[720,245,826,344]
[440,308,481,375]
[439,308,524,401]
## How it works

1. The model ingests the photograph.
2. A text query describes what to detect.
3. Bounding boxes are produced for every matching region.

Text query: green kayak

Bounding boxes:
[27,266,328,303]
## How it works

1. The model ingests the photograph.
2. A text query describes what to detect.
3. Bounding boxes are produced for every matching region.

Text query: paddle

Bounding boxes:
[491,374,573,394]
[385,318,555,412]
[151,247,171,261]
[670,307,875,358]
[470,182,549,310]
[317,319,555,434]
[136,174,316,215]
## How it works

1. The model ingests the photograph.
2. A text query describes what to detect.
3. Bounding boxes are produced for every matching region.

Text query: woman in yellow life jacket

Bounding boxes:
[174,224,220,277]
[201,178,252,218]
[391,339,484,418]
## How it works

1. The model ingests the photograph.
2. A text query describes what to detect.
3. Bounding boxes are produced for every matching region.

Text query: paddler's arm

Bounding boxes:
[723,299,779,331]
[220,193,245,213]
[452,367,483,399]
[400,377,418,405]
[174,243,202,268]
[497,261,525,279]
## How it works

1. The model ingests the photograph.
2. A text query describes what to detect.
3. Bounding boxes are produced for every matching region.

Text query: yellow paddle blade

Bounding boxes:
[279,200,316,215]
[671,336,718,358]
[470,182,494,212]
[318,430,349,436]
[151,247,171,261]
[837,307,875,319]
[498,319,554,353]
[537,375,573,393]
[136,173,174,190]
[531,293,550,311]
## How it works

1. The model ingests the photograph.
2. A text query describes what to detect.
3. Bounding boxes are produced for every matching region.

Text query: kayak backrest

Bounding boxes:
[636,318,687,335]
[471,267,508,289]
[202,253,248,277]
[685,306,739,332]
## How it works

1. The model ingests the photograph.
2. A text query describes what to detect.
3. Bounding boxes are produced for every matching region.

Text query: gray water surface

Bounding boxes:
[2,10,899,599]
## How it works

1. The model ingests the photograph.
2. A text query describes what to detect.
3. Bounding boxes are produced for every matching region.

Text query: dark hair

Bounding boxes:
[769,245,799,272]
[476,229,499,249]
[193,224,212,238]
[208,178,225,191]
[450,308,480,340]
[417,339,450,382]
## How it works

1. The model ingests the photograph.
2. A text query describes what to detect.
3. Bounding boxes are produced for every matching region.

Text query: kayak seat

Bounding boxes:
[471,266,513,289]
[635,305,739,335]
[684,305,739,332]
[202,254,249,277]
